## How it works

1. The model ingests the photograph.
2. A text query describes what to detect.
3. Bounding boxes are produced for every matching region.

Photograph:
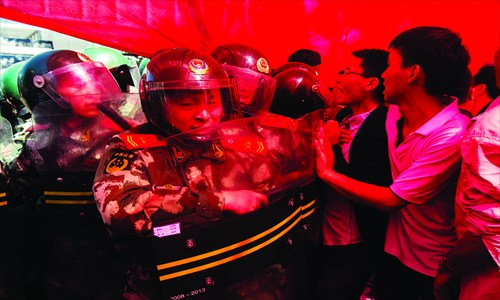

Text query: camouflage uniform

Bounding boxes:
[93,115,316,300]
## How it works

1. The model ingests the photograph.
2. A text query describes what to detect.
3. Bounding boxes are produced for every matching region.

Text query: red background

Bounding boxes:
[1,0,499,85]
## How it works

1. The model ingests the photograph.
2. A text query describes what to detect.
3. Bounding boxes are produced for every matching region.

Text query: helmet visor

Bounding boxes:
[143,79,239,136]
[222,64,276,116]
[129,65,141,89]
[39,61,122,110]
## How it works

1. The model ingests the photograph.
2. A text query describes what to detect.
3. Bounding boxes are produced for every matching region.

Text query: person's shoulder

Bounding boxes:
[114,133,167,150]
[105,123,165,150]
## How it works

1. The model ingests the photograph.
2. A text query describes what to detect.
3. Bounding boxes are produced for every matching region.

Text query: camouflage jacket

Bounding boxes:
[93,125,282,238]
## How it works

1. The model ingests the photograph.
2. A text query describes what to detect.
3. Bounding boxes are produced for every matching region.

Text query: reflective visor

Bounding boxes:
[40,61,122,105]
[221,64,276,115]
[148,88,224,125]
[143,78,234,92]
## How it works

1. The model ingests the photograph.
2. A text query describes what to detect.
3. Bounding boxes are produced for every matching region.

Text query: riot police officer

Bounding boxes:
[6,49,137,299]
[93,48,276,299]
[83,46,147,125]
[1,115,45,300]
[271,64,328,119]
[0,61,31,134]
[211,44,276,117]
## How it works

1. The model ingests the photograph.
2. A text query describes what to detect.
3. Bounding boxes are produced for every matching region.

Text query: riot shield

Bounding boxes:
[0,116,21,165]
[30,94,142,221]
[150,114,321,299]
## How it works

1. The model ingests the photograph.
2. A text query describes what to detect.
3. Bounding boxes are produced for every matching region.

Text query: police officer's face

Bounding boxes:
[166,89,223,133]
[56,77,102,119]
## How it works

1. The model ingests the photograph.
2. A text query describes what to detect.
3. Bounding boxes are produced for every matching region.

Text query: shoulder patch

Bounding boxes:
[221,136,267,155]
[117,133,167,150]
[105,150,138,174]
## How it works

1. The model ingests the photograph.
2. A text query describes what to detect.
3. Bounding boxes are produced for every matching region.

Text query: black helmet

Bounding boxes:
[139,48,239,137]
[270,67,326,119]
[211,44,276,116]
[18,49,123,122]
[272,62,318,78]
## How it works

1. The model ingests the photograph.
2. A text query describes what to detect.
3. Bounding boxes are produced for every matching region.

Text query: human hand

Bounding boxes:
[339,128,353,144]
[222,190,268,214]
[324,120,340,145]
[314,126,334,180]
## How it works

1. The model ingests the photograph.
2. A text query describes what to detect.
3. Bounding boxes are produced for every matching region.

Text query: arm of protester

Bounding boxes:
[315,126,406,211]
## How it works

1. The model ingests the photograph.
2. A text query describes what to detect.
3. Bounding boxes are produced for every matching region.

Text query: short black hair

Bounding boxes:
[473,64,500,99]
[389,26,470,101]
[456,68,472,104]
[352,49,389,102]
[288,49,321,67]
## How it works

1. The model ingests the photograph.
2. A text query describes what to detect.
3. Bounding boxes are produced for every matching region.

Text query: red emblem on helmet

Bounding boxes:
[256,57,270,74]
[188,59,209,75]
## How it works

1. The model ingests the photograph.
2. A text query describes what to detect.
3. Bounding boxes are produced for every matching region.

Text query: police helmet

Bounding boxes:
[18,49,122,121]
[1,61,30,129]
[270,67,326,119]
[211,44,276,116]
[139,48,239,137]
[83,46,140,92]
[272,62,318,78]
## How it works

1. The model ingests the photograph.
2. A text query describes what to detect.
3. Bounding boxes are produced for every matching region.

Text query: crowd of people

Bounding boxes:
[0,25,498,300]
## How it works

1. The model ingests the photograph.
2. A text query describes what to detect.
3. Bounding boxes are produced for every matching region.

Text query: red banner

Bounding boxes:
[1,0,498,84]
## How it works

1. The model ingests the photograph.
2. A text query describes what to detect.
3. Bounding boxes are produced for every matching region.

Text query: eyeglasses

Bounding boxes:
[338,69,370,77]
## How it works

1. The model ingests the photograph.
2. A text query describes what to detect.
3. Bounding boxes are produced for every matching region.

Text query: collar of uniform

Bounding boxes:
[168,139,225,165]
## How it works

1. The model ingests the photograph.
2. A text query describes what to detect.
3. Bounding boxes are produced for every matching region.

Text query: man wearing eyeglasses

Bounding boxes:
[315,26,470,300]
[313,49,392,300]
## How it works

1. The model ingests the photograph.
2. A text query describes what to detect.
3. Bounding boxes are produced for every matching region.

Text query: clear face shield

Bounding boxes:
[142,78,238,139]
[34,61,123,118]
[33,62,145,137]
[112,64,142,93]
[222,64,276,116]
[129,64,141,90]
[0,116,22,164]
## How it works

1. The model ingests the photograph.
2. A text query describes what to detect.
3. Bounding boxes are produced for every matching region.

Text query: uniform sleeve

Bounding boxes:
[93,139,225,237]
[93,140,181,237]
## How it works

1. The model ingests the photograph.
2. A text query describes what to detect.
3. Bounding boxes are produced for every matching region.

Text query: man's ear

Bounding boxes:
[365,77,379,91]
[407,65,421,83]
[472,83,487,96]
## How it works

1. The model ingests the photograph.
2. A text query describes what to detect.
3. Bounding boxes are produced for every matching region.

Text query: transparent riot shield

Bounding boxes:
[149,114,321,299]
[30,94,141,221]
[0,116,22,165]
